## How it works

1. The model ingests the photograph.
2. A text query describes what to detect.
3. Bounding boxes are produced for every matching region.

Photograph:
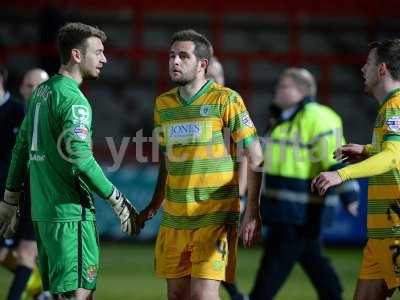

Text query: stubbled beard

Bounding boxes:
[364,77,377,94]
[170,67,196,86]
[81,67,99,80]
[82,72,98,80]
[171,72,197,86]
[171,78,190,86]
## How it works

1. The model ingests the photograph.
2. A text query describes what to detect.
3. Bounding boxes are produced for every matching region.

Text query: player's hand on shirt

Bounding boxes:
[107,188,141,236]
[311,171,343,196]
[240,206,261,248]
[334,144,366,164]
[0,190,20,238]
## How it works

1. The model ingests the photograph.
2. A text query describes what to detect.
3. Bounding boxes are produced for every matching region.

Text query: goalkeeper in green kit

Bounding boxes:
[0,22,140,299]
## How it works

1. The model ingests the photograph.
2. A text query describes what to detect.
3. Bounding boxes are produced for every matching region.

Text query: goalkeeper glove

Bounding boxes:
[0,190,20,238]
[107,188,140,236]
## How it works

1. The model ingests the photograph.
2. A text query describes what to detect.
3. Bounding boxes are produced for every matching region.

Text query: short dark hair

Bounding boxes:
[0,65,8,88]
[369,39,400,80]
[170,29,212,61]
[57,22,107,65]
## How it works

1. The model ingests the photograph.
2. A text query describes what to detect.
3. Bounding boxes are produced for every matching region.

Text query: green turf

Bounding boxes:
[0,243,362,299]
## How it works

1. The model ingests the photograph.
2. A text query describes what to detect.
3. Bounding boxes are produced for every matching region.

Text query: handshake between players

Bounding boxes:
[0,187,153,238]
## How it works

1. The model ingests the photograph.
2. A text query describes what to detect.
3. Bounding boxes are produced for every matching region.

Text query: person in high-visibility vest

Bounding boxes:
[250,68,359,300]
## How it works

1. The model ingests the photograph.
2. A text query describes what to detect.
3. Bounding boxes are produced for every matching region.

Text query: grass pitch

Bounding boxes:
[0,243,362,299]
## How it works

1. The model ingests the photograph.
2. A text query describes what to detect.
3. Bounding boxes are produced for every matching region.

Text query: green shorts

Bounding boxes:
[33,220,99,293]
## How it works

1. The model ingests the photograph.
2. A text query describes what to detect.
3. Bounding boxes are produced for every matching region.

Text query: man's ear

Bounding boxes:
[71,48,82,63]
[378,62,388,77]
[199,58,208,73]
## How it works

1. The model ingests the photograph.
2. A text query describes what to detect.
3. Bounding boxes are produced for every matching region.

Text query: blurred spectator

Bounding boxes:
[249,68,360,300]
[206,56,225,85]
[1,68,49,300]
[0,65,24,199]
[0,65,25,299]
[20,68,49,105]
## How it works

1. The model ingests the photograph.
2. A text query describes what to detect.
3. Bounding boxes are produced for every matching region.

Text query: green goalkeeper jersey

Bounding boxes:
[6,74,114,222]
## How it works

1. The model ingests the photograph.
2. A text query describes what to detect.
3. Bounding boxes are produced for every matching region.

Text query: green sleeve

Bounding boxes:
[6,117,29,191]
[61,97,113,199]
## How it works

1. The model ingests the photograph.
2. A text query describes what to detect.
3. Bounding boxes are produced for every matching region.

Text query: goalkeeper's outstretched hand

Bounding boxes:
[0,190,20,238]
[107,188,141,236]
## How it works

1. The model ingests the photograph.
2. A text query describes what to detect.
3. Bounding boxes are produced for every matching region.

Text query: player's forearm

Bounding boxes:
[6,149,28,191]
[66,135,113,198]
[246,168,262,211]
[148,153,167,210]
[6,120,29,191]
[238,156,248,197]
[75,157,114,199]
[244,139,263,210]
[338,141,400,181]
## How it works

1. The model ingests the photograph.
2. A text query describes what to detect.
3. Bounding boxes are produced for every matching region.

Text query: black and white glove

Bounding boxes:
[107,188,140,236]
[0,190,20,238]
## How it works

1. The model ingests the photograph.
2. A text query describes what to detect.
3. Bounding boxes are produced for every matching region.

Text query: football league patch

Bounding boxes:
[387,116,400,132]
[74,125,89,140]
[241,112,254,128]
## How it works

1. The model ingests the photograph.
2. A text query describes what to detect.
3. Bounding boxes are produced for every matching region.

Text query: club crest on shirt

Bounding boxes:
[87,265,97,282]
[200,104,211,117]
[387,116,400,132]
[212,260,224,271]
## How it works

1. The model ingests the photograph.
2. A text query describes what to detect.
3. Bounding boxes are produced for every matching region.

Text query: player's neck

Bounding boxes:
[58,65,83,85]
[375,80,400,104]
[179,78,208,101]
[0,87,4,100]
